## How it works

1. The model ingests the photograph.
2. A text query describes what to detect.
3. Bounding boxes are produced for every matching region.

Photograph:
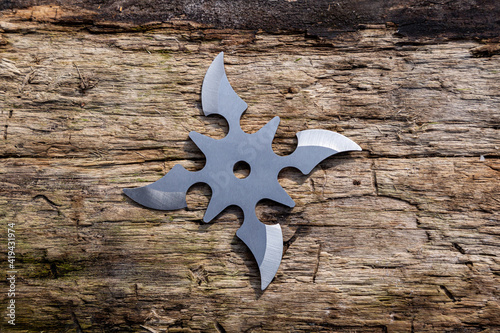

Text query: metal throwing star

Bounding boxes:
[124,52,361,290]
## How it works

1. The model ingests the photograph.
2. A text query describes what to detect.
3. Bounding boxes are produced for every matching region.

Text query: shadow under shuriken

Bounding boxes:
[179,113,230,172]
[185,173,299,297]
[124,97,363,291]
[191,204,262,296]
[218,201,294,299]
[121,159,358,299]
[121,185,295,297]
[230,233,265,298]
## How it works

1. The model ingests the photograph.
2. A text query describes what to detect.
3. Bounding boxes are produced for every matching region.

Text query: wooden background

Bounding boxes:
[1,2,499,332]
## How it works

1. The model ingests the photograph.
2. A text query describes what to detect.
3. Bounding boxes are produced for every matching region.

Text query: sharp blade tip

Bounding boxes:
[258,223,282,291]
[214,51,224,62]
[346,141,362,152]
[261,280,271,290]
[123,186,142,197]
[123,186,188,211]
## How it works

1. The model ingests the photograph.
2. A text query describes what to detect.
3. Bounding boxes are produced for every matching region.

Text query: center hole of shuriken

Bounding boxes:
[233,161,251,179]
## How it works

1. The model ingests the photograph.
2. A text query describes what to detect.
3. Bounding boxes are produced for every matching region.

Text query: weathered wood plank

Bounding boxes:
[0,8,499,333]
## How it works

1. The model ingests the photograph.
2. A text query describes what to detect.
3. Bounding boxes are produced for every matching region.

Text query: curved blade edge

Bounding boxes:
[236,214,283,290]
[201,52,248,125]
[283,129,361,174]
[123,186,187,210]
[123,164,195,211]
[297,129,361,152]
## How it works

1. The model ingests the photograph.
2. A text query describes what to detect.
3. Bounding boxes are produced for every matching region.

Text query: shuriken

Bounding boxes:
[124,52,361,290]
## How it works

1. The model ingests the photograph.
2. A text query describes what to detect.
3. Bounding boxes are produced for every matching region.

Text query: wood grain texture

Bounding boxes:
[0,9,499,332]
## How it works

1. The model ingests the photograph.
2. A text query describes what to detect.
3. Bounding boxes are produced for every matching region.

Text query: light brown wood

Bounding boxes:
[0,10,499,332]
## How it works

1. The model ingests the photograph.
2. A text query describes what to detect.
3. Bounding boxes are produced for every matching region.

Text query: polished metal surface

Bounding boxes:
[124,52,361,289]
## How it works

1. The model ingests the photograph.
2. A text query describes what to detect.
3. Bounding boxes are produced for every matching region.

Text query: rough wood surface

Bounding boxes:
[0,7,499,333]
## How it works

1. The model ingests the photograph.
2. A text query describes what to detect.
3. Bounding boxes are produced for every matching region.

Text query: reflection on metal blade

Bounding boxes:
[236,211,283,290]
[201,52,247,127]
[123,187,187,210]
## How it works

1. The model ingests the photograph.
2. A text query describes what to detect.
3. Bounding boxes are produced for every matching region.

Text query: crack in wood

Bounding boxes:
[312,241,322,283]
[18,66,36,93]
[71,311,85,333]
[33,194,62,207]
[188,265,209,285]
[74,63,99,93]
[50,262,58,278]
[214,320,227,333]
[440,285,457,302]
[372,167,379,195]
[452,242,466,254]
